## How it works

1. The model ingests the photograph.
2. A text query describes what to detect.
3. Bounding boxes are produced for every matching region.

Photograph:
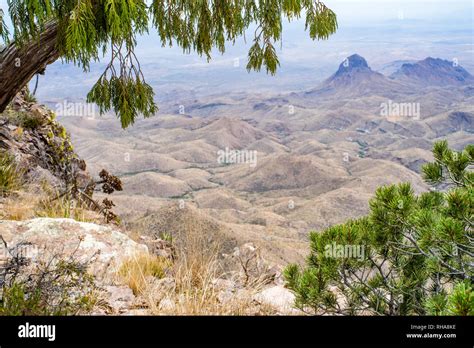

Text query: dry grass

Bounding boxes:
[0,191,39,220]
[149,253,276,315]
[0,185,100,223]
[35,195,97,222]
[0,151,24,196]
[117,254,171,296]
[119,210,278,315]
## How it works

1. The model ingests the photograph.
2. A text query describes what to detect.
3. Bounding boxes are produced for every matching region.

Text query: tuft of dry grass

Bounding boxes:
[0,184,100,223]
[0,191,39,220]
[150,253,276,315]
[35,195,97,222]
[0,151,24,196]
[117,254,171,296]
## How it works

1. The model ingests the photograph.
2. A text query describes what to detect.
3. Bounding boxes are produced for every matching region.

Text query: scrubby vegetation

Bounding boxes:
[0,151,23,196]
[119,214,277,315]
[0,187,99,223]
[0,102,122,224]
[0,178,118,224]
[285,141,473,315]
[2,108,45,131]
[0,238,98,316]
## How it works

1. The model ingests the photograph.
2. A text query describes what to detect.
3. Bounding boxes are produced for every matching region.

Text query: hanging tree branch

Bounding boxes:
[0,0,337,127]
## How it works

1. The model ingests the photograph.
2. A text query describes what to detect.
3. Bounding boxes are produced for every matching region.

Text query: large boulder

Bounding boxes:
[0,218,148,282]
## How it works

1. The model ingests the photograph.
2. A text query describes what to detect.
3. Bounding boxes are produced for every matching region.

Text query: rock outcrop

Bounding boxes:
[0,219,299,315]
[0,90,93,192]
[0,218,148,281]
[0,218,155,314]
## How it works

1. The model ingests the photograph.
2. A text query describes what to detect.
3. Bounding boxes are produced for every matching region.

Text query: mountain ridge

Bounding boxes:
[390,57,474,86]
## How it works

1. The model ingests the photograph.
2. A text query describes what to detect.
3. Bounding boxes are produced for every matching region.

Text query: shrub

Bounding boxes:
[1,109,44,130]
[285,141,473,315]
[23,88,37,104]
[0,238,98,316]
[0,151,23,196]
[20,114,43,130]
[424,281,474,316]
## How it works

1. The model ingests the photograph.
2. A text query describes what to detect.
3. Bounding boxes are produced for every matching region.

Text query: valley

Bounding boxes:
[57,54,474,265]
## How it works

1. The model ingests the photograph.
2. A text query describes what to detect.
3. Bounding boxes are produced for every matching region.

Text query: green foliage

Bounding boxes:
[425,281,474,316]
[1,0,337,128]
[20,114,42,129]
[0,283,43,316]
[0,151,23,196]
[422,140,474,187]
[87,75,157,129]
[0,274,96,316]
[0,241,97,316]
[2,108,44,130]
[23,87,37,104]
[285,141,474,315]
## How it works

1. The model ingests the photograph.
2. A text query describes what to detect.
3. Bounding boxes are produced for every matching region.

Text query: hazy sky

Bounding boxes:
[1,0,472,99]
[1,0,472,24]
[328,0,472,24]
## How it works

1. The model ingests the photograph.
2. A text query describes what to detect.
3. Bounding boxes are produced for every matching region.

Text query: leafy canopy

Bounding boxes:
[285,141,474,315]
[0,0,337,128]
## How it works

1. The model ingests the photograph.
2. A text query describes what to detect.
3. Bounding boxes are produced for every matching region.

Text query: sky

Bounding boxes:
[1,0,473,99]
[2,0,472,25]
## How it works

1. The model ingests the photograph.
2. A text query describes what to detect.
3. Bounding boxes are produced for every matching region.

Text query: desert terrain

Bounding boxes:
[54,55,474,265]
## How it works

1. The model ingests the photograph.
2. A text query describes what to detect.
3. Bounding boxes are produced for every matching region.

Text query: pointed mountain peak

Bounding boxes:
[335,54,371,76]
[322,54,386,91]
[346,54,370,68]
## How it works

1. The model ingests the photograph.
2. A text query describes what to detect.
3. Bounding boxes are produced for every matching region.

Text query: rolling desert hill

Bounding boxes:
[58,54,474,265]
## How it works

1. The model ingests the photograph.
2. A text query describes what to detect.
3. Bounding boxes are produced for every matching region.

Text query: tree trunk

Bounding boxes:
[0,22,59,112]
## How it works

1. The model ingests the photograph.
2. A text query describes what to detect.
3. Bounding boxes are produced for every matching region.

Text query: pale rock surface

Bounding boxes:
[0,218,148,281]
[253,285,298,314]
[0,218,157,315]
[102,285,138,314]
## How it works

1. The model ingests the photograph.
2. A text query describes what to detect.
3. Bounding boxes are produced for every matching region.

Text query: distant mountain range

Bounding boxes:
[329,54,473,86]
[295,54,474,103]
